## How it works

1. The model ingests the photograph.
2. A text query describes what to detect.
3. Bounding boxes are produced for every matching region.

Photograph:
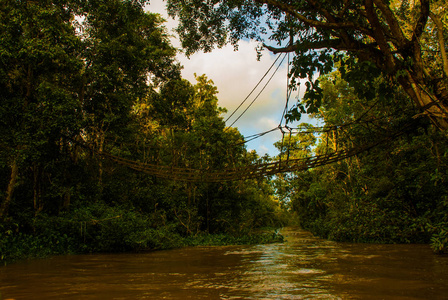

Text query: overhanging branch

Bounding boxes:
[263,40,342,53]
[430,12,448,78]
[412,0,430,42]
[263,39,379,54]
[365,0,396,70]
[253,0,358,30]
[372,0,408,47]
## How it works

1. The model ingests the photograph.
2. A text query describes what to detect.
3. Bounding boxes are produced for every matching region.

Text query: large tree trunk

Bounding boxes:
[431,79,448,129]
[0,159,19,220]
[398,72,448,130]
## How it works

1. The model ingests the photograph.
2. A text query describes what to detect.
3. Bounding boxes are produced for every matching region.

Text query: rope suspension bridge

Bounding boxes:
[83,117,418,182]
[77,53,422,183]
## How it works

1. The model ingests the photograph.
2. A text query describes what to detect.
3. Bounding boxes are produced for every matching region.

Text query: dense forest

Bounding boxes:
[167,0,448,253]
[0,0,286,263]
[274,67,448,252]
[1,0,448,264]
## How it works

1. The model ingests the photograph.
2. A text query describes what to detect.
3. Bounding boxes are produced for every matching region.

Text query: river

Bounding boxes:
[1,228,447,299]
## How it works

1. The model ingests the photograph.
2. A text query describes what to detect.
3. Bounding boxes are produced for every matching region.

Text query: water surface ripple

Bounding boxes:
[1,228,447,299]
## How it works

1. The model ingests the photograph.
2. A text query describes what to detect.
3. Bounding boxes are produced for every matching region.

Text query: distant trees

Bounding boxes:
[132,74,282,233]
[274,68,448,252]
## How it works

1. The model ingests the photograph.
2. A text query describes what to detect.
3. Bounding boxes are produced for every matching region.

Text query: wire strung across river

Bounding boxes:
[225,53,288,129]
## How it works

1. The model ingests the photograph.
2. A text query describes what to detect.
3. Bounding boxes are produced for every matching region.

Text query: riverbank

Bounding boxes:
[0,220,284,265]
[1,193,288,265]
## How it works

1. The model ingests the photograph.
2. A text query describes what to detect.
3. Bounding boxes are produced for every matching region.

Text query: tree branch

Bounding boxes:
[263,39,380,55]
[430,12,448,78]
[263,40,342,53]
[372,0,408,47]
[412,0,430,42]
[253,0,358,30]
[365,0,395,71]
[306,0,359,49]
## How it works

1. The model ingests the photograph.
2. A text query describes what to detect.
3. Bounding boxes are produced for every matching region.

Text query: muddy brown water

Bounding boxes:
[1,228,447,299]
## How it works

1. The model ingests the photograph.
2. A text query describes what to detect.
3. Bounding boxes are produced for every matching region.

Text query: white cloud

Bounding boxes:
[257,145,270,156]
[179,41,288,118]
[145,2,308,156]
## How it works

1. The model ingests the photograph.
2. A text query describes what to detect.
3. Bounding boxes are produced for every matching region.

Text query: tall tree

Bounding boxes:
[167,0,448,130]
[0,0,83,218]
[81,0,180,138]
[79,0,180,192]
[0,0,180,218]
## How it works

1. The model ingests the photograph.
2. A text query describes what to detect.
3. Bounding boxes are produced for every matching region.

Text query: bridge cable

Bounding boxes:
[234,105,418,147]
[224,53,283,124]
[226,53,288,129]
[279,52,293,127]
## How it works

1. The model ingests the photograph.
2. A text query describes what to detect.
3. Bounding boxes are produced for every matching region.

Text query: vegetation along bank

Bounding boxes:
[1,0,448,264]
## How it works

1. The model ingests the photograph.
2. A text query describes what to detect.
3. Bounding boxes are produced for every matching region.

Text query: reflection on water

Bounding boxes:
[1,228,447,299]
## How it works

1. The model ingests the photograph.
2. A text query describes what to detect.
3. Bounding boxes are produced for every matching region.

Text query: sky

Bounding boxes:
[145,2,309,157]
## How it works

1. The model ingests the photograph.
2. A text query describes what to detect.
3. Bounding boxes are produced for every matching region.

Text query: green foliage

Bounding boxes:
[0,201,285,264]
[427,196,448,254]
[0,1,287,264]
[429,228,448,254]
[0,219,75,264]
[275,68,448,252]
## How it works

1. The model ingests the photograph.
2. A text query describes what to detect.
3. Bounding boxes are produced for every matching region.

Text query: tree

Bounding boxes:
[122,73,284,234]
[81,0,180,136]
[274,123,316,160]
[0,0,180,218]
[78,0,180,194]
[275,68,448,247]
[167,0,448,130]
[0,0,84,218]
